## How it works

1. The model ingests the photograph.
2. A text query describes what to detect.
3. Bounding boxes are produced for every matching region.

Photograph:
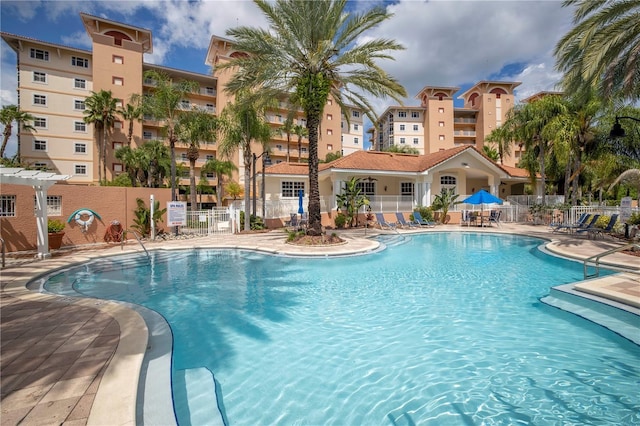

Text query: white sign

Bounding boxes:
[620,197,632,222]
[167,201,187,226]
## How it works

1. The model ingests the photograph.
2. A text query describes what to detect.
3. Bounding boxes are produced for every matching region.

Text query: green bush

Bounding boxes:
[47,219,65,233]
[594,215,611,229]
[239,211,266,230]
[411,206,434,222]
[627,212,640,226]
[334,213,347,229]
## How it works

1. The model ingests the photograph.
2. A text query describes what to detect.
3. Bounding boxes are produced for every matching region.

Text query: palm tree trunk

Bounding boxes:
[97,124,103,183]
[102,126,108,184]
[286,135,290,162]
[298,137,302,163]
[190,159,197,210]
[216,172,225,206]
[1,124,12,158]
[307,114,321,236]
[539,138,546,206]
[169,133,177,202]
[243,145,252,231]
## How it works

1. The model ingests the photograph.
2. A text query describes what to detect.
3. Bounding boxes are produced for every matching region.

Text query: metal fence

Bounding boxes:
[180,208,233,236]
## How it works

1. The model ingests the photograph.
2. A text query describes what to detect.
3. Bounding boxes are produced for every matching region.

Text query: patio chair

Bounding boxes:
[286,213,299,230]
[552,213,589,233]
[412,211,436,227]
[488,210,502,227]
[375,213,397,230]
[587,214,618,239]
[574,214,601,236]
[299,212,309,228]
[395,212,420,228]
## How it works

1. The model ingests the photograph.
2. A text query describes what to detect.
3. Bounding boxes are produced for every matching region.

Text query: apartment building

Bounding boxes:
[341,105,365,156]
[2,14,363,197]
[374,81,521,167]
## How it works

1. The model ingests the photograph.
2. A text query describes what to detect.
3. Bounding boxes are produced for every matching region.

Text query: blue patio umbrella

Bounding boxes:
[462,189,502,226]
[298,189,304,214]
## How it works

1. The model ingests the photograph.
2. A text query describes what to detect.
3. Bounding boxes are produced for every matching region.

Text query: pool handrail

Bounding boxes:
[583,241,640,279]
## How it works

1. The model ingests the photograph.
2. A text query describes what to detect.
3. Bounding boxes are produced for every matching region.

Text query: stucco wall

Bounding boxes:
[1,184,172,252]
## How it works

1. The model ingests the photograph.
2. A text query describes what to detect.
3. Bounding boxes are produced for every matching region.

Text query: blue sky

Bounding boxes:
[1,0,575,155]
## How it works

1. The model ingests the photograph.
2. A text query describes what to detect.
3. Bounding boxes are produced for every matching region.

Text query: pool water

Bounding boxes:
[44,233,640,425]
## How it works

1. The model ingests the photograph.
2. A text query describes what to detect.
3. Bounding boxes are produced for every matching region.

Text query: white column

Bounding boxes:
[34,184,51,259]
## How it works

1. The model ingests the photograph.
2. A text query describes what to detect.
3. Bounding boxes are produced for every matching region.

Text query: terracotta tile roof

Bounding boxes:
[266,146,530,178]
[499,164,531,178]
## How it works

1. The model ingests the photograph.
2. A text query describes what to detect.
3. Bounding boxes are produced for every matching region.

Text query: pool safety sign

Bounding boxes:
[167,201,187,226]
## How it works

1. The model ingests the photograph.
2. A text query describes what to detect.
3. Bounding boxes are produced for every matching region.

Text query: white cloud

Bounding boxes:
[60,31,93,50]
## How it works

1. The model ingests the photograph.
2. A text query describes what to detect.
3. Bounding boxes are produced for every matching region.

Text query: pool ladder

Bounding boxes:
[583,241,640,279]
[124,230,150,260]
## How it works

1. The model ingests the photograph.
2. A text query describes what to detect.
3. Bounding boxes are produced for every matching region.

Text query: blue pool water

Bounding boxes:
[44,233,640,425]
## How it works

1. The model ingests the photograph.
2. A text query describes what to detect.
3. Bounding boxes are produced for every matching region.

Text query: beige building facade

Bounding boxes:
[375,81,521,167]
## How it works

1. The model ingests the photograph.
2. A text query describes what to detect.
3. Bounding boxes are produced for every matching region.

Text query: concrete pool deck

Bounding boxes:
[1,223,638,425]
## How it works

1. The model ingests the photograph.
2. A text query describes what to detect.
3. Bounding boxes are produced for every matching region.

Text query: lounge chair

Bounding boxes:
[395,212,420,228]
[552,213,589,233]
[412,211,436,227]
[574,214,601,236]
[587,214,618,239]
[488,210,502,227]
[374,213,397,230]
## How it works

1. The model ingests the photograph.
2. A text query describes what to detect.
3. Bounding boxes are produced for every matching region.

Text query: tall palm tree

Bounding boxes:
[84,90,117,183]
[0,105,35,159]
[175,109,219,210]
[219,0,407,235]
[279,114,295,162]
[140,69,199,201]
[218,91,272,231]
[293,123,308,163]
[201,158,238,206]
[555,0,640,100]
[141,139,171,188]
[484,122,515,165]
[505,95,567,205]
[118,100,143,147]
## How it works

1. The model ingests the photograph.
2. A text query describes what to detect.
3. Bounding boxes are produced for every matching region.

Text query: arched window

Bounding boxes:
[490,88,507,99]
[468,93,479,107]
[105,31,132,46]
[440,175,457,192]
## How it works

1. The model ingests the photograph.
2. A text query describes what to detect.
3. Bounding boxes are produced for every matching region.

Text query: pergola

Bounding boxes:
[0,167,71,259]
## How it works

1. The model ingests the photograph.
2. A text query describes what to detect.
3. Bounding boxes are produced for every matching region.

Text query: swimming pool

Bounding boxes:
[43,233,640,425]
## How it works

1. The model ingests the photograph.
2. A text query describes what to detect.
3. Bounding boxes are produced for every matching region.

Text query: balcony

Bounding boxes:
[454,130,476,137]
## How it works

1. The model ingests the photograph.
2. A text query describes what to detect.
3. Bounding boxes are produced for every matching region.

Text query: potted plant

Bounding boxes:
[47,218,66,249]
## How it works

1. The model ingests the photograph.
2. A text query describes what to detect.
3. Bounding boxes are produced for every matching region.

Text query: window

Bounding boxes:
[181,153,188,161]
[441,175,457,185]
[413,125,419,131]
[205,87,215,95]
[327,114,333,121]
[205,154,215,161]
[181,100,190,109]
[401,182,414,197]
[34,117,47,128]
[114,121,123,130]
[438,107,444,113]
[399,124,405,131]
[34,162,48,169]
[74,78,86,89]
[0,195,16,217]
[439,121,445,127]
[33,139,47,151]
[356,181,375,197]
[398,111,407,118]
[327,144,333,151]
[205,103,215,112]
[115,99,123,108]
[276,145,283,151]
[439,135,445,141]
[74,121,87,132]
[301,147,307,154]
[327,99,333,105]
[113,77,123,86]
[74,100,85,110]
[400,137,406,144]
[72,56,89,68]
[352,110,360,118]
[413,138,419,145]
[75,165,87,175]
[113,142,123,151]
[113,163,123,173]
[75,143,86,154]
[113,55,124,64]
[33,71,47,83]
[354,137,359,145]
[30,48,49,61]
[411,111,420,118]
[33,94,46,106]
[327,129,333,135]
[354,124,359,131]
[143,131,152,140]
[181,169,189,178]
[281,181,305,198]
[33,195,62,216]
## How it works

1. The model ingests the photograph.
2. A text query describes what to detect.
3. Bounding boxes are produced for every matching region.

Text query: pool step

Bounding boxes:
[376,234,408,248]
[540,286,640,345]
[173,367,226,426]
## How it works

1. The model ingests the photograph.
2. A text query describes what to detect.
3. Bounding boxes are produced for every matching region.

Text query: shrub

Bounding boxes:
[47,219,66,233]
[334,213,347,229]
[412,206,434,222]
[594,215,611,229]
[627,212,640,226]
[239,211,266,230]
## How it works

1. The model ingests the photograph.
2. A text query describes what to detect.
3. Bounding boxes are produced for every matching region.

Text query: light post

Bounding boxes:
[609,116,640,138]
[609,116,640,239]
[252,151,271,218]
